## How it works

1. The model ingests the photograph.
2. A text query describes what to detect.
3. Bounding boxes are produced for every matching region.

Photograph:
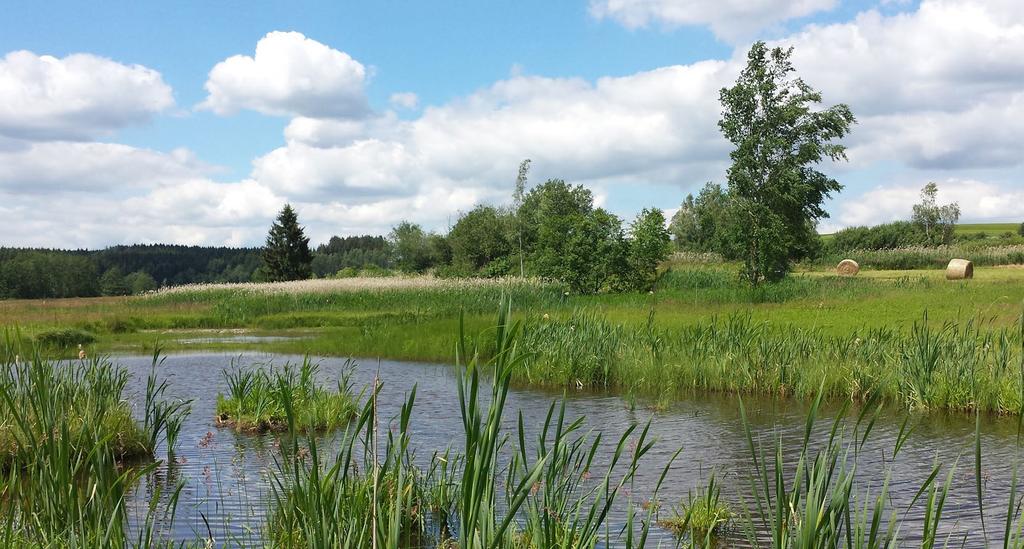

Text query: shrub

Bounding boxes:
[824,221,926,254]
[35,329,96,348]
[333,266,359,278]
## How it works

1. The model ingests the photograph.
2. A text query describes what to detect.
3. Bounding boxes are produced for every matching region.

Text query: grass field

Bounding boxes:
[3,262,1024,414]
[954,222,1022,235]
[4,266,1023,354]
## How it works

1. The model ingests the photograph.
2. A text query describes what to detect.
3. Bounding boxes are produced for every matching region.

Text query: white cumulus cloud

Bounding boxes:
[199,31,370,118]
[259,63,732,209]
[389,92,419,109]
[0,50,174,141]
[7,0,1024,247]
[589,0,837,42]
[0,141,211,193]
[832,179,1024,229]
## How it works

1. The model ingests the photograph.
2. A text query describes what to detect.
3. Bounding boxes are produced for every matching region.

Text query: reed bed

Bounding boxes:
[140,276,564,329]
[265,301,668,548]
[729,393,1024,548]
[216,357,360,432]
[149,275,550,297]
[2,304,1024,546]
[256,303,1024,547]
[0,339,189,546]
[515,310,1024,414]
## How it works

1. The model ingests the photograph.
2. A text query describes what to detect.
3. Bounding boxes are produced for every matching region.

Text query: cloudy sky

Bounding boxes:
[1,0,1022,248]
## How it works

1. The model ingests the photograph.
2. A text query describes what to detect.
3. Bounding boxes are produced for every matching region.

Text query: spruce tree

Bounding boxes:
[261,204,313,281]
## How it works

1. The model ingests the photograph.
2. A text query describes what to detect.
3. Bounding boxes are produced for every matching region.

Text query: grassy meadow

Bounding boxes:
[954,222,1023,236]
[3,256,1024,414]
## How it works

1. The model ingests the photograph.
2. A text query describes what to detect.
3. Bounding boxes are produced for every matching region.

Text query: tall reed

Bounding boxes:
[515,310,1024,414]
[216,357,360,432]
[0,341,188,546]
[266,299,669,548]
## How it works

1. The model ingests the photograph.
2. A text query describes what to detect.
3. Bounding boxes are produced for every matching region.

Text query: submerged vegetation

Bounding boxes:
[216,357,360,432]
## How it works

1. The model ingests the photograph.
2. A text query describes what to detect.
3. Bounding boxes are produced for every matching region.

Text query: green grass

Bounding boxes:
[215,357,360,432]
[0,354,152,466]
[34,327,96,348]
[820,222,1022,238]
[4,266,1024,414]
[266,301,667,548]
[815,244,1024,270]
[0,340,189,546]
[3,303,1024,546]
[658,473,732,542]
[954,222,1022,235]
[249,304,1024,547]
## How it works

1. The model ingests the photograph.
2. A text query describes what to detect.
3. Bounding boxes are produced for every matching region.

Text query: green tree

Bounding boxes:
[389,221,434,272]
[1018,222,1024,237]
[563,209,627,294]
[719,41,855,284]
[260,204,313,282]
[426,233,452,267]
[519,179,594,280]
[99,266,130,296]
[911,182,960,245]
[669,183,730,253]
[449,205,512,272]
[625,208,671,291]
[124,270,158,294]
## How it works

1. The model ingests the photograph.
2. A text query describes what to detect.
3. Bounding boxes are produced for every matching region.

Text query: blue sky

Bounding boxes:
[1,1,732,177]
[1,0,1021,247]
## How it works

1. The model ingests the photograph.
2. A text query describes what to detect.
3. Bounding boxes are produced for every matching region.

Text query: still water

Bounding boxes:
[117,352,1022,547]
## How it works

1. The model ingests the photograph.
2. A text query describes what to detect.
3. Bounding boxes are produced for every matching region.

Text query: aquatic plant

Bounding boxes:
[215,357,360,432]
[0,342,188,546]
[515,310,1024,414]
[659,472,732,542]
[265,299,668,548]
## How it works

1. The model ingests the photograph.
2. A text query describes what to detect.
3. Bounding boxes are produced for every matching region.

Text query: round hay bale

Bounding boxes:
[836,259,859,276]
[946,258,974,280]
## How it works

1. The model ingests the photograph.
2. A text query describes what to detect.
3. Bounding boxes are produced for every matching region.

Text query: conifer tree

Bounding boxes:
[261,204,313,281]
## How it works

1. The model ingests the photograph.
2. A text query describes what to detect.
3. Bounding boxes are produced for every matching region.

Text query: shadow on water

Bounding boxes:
[115,352,1021,547]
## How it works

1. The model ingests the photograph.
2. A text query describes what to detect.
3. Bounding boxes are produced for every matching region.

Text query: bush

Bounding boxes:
[824,221,926,254]
[434,263,475,279]
[334,267,359,278]
[35,329,96,348]
[480,255,516,278]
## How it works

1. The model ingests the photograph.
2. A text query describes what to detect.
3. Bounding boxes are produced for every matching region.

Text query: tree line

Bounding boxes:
[670,180,966,259]
[0,245,263,299]
[260,178,673,294]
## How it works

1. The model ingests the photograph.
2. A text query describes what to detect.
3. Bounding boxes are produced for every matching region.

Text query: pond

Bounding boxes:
[117,352,1021,547]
